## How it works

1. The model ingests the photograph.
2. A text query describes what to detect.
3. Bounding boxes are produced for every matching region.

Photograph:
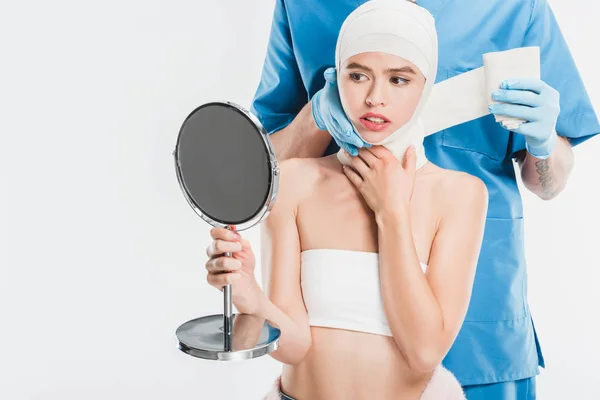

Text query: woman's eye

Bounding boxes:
[391,76,409,85]
[350,72,366,82]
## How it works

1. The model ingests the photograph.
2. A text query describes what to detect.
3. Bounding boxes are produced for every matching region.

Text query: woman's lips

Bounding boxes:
[359,118,390,131]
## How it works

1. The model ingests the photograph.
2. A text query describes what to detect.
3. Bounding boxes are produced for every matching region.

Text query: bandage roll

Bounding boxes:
[483,47,541,131]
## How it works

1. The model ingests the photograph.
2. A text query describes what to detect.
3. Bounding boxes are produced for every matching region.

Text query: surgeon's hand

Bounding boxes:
[205,227,267,316]
[312,67,371,156]
[489,78,560,159]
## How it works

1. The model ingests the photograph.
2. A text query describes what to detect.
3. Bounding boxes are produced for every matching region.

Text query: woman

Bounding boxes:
[205,1,488,398]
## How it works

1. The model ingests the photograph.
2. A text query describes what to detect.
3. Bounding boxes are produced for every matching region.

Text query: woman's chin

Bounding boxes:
[358,129,393,144]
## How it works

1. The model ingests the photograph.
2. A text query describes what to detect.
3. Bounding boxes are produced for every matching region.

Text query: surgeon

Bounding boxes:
[249,0,599,398]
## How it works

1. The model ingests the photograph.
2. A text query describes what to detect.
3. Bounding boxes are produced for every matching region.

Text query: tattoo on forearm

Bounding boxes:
[535,159,555,197]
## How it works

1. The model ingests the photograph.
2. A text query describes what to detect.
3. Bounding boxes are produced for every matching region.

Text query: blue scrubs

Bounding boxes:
[463,377,537,400]
[250,0,600,397]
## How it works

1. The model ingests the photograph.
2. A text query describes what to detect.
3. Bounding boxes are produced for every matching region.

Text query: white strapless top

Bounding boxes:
[300,249,428,337]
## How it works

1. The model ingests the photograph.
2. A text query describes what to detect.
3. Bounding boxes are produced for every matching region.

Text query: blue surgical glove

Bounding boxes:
[489,78,560,159]
[311,67,371,156]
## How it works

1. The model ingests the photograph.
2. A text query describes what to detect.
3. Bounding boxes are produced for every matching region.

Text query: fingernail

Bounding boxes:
[492,90,501,99]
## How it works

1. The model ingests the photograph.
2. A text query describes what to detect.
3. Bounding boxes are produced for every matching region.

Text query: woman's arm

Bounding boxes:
[376,175,488,374]
[341,146,488,373]
[258,159,312,365]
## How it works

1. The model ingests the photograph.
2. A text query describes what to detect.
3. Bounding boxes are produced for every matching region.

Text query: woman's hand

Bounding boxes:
[205,227,266,315]
[342,145,417,217]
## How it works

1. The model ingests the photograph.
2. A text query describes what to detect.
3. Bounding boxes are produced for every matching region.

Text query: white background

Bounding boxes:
[1,0,598,399]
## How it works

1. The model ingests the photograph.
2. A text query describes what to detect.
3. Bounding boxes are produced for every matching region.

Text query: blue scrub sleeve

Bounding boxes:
[509,0,600,158]
[249,0,308,135]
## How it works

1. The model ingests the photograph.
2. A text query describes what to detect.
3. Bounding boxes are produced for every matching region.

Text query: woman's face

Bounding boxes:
[338,52,426,143]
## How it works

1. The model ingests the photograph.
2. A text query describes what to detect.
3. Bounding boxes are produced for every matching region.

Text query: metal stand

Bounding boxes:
[223,270,233,351]
[176,230,280,361]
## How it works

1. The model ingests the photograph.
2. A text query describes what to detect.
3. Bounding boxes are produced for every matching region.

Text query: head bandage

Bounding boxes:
[335,0,436,169]
[334,0,540,168]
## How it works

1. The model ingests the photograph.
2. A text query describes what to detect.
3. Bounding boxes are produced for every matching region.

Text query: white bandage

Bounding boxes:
[421,47,540,136]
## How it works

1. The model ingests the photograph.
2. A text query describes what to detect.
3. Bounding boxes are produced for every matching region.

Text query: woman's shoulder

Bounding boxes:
[423,163,488,211]
[279,156,339,183]
[279,156,327,184]
[275,156,331,206]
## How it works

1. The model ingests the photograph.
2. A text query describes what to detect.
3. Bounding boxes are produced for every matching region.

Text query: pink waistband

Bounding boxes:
[263,366,466,399]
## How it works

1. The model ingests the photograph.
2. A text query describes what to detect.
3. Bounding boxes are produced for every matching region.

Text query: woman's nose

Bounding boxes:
[366,83,388,107]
